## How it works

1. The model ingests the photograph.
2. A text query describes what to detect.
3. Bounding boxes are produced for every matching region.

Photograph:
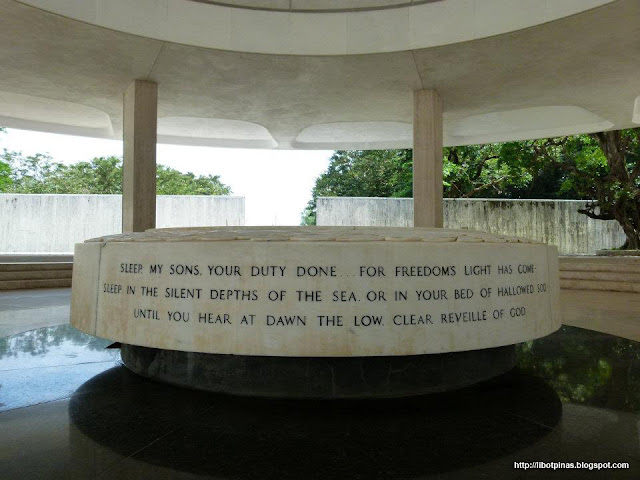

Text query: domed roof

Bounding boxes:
[0,0,637,150]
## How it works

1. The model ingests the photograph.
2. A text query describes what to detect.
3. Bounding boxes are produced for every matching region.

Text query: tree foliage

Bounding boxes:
[301,143,582,225]
[522,131,640,249]
[0,152,231,196]
[156,165,231,196]
[516,325,640,411]
[0,159,10,191]
[301,150,412,225]
[0,128,10,191]
[301,128,640,249]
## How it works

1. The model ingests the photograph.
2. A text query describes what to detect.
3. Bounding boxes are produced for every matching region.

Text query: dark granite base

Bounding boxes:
[120,344,517,398]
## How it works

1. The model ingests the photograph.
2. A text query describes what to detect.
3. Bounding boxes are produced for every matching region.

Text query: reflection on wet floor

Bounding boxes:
[518,327,640,413]
[0,288,71,338]
[0,324,119,412]
[0,324,639,479]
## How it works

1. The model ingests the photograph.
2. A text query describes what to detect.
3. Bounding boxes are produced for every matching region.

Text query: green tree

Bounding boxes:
[573,131,640,248]
[0,158,10,191]
[61,156,123,194]
[1,153,231,196]
[495,131,640,248]
[1,151,61,193]
[301,149,412,225]
[301,144,559,225]
[302,128,640,249]
[0,128,12,191]
[445,142,585,200]
[157,165,230,195]
[444,144,528,198]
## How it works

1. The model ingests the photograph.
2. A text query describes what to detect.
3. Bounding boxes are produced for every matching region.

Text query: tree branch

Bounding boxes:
[577,208,615,221]
[462,176,507,198]
[473,155,498,180]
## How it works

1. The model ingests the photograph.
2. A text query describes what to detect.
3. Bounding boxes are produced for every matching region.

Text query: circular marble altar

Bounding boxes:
[70,226,560,396]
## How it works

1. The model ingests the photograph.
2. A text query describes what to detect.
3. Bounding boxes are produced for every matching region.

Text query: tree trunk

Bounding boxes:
[592,132,640,249]
[616,216,640,249]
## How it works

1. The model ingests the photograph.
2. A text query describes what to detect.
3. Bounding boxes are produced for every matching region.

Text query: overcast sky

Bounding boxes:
[0,128,332,226]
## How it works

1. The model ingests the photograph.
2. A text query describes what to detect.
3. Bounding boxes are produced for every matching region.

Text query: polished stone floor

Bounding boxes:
[0,293,639,478]
[0,288,70,338]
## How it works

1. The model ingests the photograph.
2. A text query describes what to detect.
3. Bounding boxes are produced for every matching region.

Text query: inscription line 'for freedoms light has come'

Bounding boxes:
[119,263,535,278]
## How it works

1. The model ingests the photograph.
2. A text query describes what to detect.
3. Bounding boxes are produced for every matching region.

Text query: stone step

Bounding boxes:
[559,256,640,273]
[0,262,74,289]
[0,278,72,290]
[0,262,74,272]
[559,270,640,283]
[0,254,73,263]
[0,270,73,281]
[559,278,640,293]
[559,256,640,293]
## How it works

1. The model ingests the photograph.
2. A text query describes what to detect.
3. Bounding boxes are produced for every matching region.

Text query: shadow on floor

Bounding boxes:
[68,366,562,479]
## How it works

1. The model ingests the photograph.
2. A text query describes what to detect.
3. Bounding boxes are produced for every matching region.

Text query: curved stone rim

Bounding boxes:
[86,225,542,245]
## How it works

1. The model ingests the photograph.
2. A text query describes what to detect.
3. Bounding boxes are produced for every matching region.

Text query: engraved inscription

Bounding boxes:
[76,238,560,357]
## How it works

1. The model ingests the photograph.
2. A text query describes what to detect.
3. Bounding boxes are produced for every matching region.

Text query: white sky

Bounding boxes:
[0,128,332,226]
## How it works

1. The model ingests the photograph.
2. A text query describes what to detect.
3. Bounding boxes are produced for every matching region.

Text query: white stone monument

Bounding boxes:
[71,226,560,397]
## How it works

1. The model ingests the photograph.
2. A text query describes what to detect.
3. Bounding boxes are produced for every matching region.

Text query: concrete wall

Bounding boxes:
[0,194,244,253]
[317,197,627,255]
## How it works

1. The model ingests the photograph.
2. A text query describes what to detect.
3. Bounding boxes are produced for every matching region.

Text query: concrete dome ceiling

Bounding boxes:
[17,0,614,55]
[0,0,638,151]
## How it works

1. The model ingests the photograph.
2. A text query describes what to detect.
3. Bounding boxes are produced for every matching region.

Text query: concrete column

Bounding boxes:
[123,80,158,232]
[413,89,443,228]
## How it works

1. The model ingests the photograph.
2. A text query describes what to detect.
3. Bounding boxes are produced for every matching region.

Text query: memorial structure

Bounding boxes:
[72,226,559,396]
[2,0,639,396]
